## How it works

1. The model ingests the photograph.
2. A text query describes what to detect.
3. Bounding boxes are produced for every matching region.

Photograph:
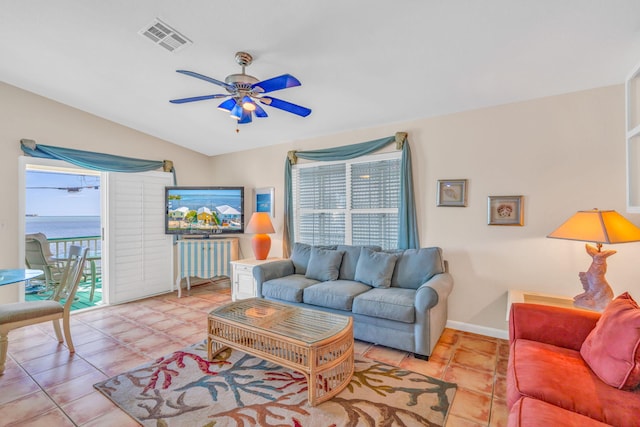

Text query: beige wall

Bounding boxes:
[0,82,211,302]
[2,80,637,334]
[211,84,640,333]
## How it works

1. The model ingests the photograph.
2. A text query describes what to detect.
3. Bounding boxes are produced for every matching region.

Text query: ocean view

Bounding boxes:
[26,216,101,239]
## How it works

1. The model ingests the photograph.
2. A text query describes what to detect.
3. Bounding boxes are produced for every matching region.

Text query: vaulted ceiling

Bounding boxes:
[2,1,640,156]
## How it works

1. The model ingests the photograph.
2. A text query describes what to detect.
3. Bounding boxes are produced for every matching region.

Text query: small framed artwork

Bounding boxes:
[437,179,468,207]
[254,187,275,218]
[488,195,524,226]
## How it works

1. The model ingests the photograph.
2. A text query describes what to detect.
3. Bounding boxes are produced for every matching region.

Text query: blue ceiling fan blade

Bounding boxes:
[176,70,235,91]
[217,98,237,112]
[238,109,253,124]
[230,103,243,120]
[253,103,268,118]
[252,74,301,94]
[260,96,312,117]
[170,94,228,104]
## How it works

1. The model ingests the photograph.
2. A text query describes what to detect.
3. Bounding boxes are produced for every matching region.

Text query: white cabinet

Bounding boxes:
[231,258,281,301]
[175,238,239,297]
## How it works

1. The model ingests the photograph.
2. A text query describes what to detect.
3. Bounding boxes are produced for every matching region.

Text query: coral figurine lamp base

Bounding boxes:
[251,234,271,260]
[547,209,640,312]
[245,212,275,261]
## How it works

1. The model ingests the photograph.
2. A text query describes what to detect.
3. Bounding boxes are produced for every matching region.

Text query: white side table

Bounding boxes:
[506,289,586,321]
[231,258,283,301]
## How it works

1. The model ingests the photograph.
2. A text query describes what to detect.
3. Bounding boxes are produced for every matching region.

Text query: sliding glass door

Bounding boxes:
[20,157,173,306]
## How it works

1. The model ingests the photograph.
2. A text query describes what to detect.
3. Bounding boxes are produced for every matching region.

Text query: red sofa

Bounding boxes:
[507,301,640,427]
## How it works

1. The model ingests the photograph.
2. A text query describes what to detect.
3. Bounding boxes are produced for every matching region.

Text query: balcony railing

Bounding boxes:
[30,235,103,308]
[48,236,101,257]
[47,236,102,296]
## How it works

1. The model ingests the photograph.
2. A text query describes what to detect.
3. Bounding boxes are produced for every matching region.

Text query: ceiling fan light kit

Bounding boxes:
[170,51,311,126]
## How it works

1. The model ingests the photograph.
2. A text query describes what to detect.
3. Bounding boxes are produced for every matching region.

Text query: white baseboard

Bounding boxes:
[446,320,509,340]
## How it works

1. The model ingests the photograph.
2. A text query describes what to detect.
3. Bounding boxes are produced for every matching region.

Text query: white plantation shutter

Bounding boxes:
[292,152,401,249]
[105,170,173,303]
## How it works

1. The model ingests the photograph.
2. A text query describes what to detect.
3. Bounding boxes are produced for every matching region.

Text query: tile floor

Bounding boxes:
[0,280,509,426]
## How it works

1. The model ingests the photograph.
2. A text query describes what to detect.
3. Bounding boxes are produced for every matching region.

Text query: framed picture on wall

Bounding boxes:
[488,195,524,226]
[437,179,468,207]
[254,187,275,218]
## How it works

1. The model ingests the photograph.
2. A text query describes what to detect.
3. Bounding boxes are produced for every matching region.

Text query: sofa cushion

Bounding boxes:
[290,242,312,275]
[580,292,640,390]
[262,274,320,303]
[390,247,445,289]
[303,280,371,311]
[354,248,399,288]
[352,288,416,323]
[508,397,611,427]
[305,247,345,282]
[508,338,640,426]
[337,245,381,281]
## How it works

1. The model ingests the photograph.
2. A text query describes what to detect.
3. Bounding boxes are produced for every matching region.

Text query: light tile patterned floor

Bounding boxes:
[0,281,509,426]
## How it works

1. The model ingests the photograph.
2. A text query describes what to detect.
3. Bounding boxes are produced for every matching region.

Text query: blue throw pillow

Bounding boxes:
[391,247,445,289]
[305,247,345,281]
[337,245,382,280]
[290,242,312,275]
[354,247,399,288]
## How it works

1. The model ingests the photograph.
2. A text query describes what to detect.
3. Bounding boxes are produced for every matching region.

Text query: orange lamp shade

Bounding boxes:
[547,209,640,245]
[245,212,275,260]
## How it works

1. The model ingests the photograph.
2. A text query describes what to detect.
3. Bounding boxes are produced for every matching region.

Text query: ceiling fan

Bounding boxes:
[170,51,311,125]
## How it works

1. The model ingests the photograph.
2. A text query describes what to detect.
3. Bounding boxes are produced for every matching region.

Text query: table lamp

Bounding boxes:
[547,209,640,311]
[245,212,275,260]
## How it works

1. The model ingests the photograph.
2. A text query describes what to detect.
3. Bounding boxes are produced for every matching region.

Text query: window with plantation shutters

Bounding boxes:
[292,152,401,249]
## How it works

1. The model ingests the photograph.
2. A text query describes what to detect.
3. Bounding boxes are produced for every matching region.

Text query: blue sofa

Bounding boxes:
[252,243,453,359]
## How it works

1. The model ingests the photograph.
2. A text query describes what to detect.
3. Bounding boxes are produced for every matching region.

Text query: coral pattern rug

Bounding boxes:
[94,341,456,427]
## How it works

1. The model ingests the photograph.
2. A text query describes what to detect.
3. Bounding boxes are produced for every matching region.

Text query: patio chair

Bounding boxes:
[24,237,64,295]
[0,245,88,374]
[25,232,57,263]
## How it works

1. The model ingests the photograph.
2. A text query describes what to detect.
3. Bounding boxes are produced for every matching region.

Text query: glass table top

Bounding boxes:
[210,298,351,344]
[0,269,44,286]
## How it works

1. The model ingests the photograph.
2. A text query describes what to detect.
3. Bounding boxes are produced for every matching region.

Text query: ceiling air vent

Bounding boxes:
[139,18,192,52]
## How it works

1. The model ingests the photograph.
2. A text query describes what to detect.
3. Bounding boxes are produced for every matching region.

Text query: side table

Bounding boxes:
[506,290,577,321]
[231,258,282,301]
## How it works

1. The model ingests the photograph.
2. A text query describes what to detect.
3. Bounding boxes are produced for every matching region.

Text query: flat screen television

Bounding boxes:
[165,186,244,236]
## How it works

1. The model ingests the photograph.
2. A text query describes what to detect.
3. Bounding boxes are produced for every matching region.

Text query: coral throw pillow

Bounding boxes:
[580,292,640,390]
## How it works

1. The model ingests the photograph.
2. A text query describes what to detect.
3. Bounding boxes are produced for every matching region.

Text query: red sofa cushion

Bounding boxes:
[508,339,640,426]
[580,292,640,390]
[508,397,611,427]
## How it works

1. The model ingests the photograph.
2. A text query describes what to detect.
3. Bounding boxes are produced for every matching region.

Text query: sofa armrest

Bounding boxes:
[415,272,453,311]
[252,260,295,297]
[413,272,453,357]
[509,303,600,351]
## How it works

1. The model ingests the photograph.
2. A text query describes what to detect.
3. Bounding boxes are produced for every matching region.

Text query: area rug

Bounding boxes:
[94,341,457,427]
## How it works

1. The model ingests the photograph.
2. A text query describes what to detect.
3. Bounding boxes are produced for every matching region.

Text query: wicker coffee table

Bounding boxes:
[208,298,354,406]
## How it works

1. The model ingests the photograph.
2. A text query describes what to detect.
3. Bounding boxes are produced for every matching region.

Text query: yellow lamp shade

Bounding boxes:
[547,209,640,245]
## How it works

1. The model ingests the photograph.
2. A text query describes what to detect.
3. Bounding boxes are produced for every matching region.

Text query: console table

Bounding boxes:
[175,238,239,297]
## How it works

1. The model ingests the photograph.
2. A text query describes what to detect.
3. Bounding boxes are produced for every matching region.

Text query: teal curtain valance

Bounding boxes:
[20,139,176,183]
[283,132,419,256]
